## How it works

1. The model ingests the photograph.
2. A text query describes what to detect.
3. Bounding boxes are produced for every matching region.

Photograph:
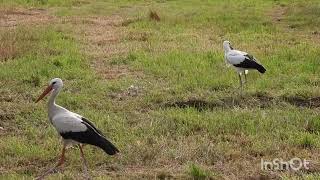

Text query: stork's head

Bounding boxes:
[35,78,63,103]
[223,40,233,51]
[50,78,63,90]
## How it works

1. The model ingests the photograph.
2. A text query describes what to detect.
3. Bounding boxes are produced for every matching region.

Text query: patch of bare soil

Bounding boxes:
[0,8,56,28]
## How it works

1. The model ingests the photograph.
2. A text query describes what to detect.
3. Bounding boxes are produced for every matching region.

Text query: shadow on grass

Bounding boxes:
[162,93,320,111]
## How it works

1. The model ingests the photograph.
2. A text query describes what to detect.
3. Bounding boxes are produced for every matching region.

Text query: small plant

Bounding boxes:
[157,171,173,180]
[149,10,160,21]
[110,53,137,65]
[305,118,320,134]
[53,59,64,67]
[188,163,213,180]
[299,133,315,149]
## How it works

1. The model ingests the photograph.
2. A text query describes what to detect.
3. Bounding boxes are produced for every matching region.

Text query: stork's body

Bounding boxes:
[223,41,266,91]
[36,78,119,179]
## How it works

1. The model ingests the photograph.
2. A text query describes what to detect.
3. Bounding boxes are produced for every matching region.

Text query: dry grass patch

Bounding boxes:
[64,15,147,80]
[0,26,61,61]
[121,18,142,27]
[268,4,288,23]
[0,8,55,28]
[0,32,18,61]
[0,8,56,61]
[92,166,186,179]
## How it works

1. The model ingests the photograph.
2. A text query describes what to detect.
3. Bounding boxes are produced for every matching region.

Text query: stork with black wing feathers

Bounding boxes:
[223,40,266,92]
[35,78,119,179]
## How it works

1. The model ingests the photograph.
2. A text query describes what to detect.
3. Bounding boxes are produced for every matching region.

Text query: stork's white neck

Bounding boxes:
[48,88,62,121]
[48,89,60,106]
[224,45,232,53]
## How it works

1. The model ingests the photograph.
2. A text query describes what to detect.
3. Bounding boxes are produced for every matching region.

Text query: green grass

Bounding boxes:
[1,0,320,179]
[188,163,215,180]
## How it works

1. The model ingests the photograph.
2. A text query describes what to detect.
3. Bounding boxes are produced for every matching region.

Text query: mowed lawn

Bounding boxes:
[0,0,320,179]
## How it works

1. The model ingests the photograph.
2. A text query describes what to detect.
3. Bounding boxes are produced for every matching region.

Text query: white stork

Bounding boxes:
[35,78,119,179]
[223,40,266,91]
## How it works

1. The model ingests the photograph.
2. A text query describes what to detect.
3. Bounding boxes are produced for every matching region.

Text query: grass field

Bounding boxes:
[0,0,320,179]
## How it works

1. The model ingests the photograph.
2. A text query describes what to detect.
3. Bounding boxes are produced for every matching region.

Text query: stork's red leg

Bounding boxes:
[79,144,90,179]
[36,144,66,180]
[57,145,66,166]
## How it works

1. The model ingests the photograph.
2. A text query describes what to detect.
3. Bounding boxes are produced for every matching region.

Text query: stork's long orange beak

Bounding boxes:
[35,85,53,103]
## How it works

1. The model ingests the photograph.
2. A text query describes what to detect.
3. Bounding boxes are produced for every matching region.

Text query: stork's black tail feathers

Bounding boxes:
[61,120,120,156]
[241,54,266,74]
[256,64,266,74]
[96,137,119,155]
[234,59,266,74]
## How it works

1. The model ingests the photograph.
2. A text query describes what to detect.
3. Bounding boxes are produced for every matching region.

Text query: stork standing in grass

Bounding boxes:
[223,40,266,91]
[35,78,119,179]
